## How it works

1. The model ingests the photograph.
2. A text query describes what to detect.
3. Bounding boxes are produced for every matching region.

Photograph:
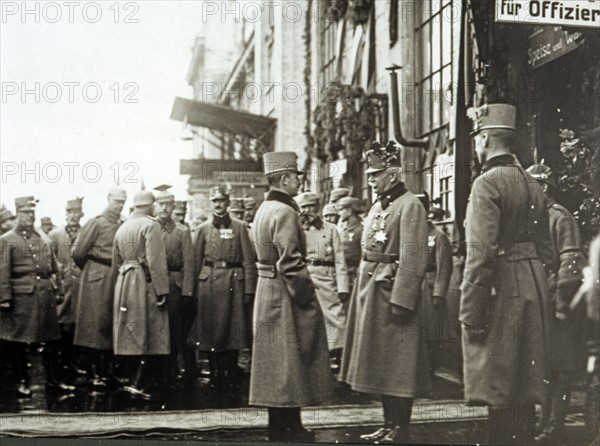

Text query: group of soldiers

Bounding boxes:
[1,101,599,444]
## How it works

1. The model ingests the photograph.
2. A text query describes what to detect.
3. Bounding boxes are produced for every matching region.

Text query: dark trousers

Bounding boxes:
[268,407,304,437]
[381,395,414,427]
[4,340,64,385]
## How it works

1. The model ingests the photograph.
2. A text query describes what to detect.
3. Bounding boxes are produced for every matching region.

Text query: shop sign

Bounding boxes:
[496,0,600,29]
[528,26,585,69]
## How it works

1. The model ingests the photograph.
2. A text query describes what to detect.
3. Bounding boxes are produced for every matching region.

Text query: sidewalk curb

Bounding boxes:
[0,399,487,437]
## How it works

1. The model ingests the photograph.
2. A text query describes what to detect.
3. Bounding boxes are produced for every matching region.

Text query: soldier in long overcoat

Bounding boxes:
[154,185,195,382]
[416,196,453,381]
[189,185,256,386]
[72,187,126,388]
[112,190,170,398]
[296,192,349,371]
[340,141,429,443]
[460,104,556,445]
[0,196,73,396]
[49,197,85,379]
[526,163,587,443]
[251,151,333,442]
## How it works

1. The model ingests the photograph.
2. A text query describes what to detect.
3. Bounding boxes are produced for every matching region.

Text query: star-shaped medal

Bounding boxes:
[374,230,388,243]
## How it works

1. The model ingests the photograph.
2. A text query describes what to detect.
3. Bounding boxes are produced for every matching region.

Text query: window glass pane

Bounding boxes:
[420,23,430,78]
[431,72,441,129]
[442,0,452,8]
[442,6,453,66]
[421,0,432,23]
[431,17,441,72]
[442,65,452,124]
[421,79,431,134]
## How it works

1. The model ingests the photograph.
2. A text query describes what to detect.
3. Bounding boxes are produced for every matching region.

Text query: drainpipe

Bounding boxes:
[386,64,429,148]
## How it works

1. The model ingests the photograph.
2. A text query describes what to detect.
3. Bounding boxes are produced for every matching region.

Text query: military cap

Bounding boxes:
[173,200,188,214]
[210,185,229,201]
[243,197,257,210]
[229,197,244,212]
[329,187,350,203]
[429,206,446,221]
[337,196,362,212]
[41,217,53,225]
[0,207,15,224]
[526,162,557,189]
[263,151,303,176]
[154,184,175,204]
[365,141,402,174]
[467,103,516,134]
[108,186,127,201]
[295,192,319,207]
[133,190,155,206]
[15,196,38,211]
[322,203,339,217]
[66,197,83,211]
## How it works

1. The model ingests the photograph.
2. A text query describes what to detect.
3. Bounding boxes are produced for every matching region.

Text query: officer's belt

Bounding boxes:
[256,262,276,278]
[204,260,243,269]
[11,273,51,280]
[497,242,537,261]
[89,255,112,266]
[168,267,181,272]
[362,250,398,263]
[307,259,336,267]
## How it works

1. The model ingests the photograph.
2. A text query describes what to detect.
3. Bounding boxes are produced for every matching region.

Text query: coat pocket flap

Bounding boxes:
[10,279,34,294]
[198,265,211,280]
[374,262,397,283]
[88,269,106,281]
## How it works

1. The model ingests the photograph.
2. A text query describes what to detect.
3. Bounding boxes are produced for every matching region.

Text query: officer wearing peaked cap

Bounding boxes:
[460,104,556,444]
[49,197,86,380]
[250,152,332,442]
[296,191,349,372]
[322,203,340,225]
[1,196,72,396]
[243,197,257,228]
[73,186,126,389]
[0,205,16,235]
[40,217,56,235]
[172,201,188,227]
[526,162,586,444]
[189,185,257,388]
[153,184,196,383]
[329,187,350,205]
[112,188,170,398]
[340,141,429,443]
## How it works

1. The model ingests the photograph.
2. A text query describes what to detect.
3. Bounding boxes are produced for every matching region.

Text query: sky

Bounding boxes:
[1,1,207,225]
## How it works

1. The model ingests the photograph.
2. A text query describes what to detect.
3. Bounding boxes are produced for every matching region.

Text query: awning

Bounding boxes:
[170,97,276,139]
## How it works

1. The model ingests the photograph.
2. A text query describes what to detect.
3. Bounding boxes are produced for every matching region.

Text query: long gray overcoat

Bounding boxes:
[249,190,333,407]
[112,211,170,356]
[189,215,256,351]
[460,154,556,406]
[72,210,122,350]
[340,183,431,398]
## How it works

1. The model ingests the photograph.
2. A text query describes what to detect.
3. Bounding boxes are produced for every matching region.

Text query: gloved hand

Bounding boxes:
[390,304,412,323]
[338,292,349,303]
[432,295,444,308]
[156,295,167,310]
[0,301,13,312]
[244,294,254,305]
[463,323,487,343]
[56,294,65,305]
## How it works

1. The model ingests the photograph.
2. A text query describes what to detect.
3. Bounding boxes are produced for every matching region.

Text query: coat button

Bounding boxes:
[36,276,40,280]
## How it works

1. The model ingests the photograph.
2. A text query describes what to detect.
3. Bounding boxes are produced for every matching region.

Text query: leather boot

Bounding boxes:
[13,343,32,397]
[123,358,151,399]
[535,391,570,444]
[44,342,75,392]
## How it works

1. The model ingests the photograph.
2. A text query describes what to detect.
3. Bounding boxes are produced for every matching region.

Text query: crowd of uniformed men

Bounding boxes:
[0,101,599,444]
